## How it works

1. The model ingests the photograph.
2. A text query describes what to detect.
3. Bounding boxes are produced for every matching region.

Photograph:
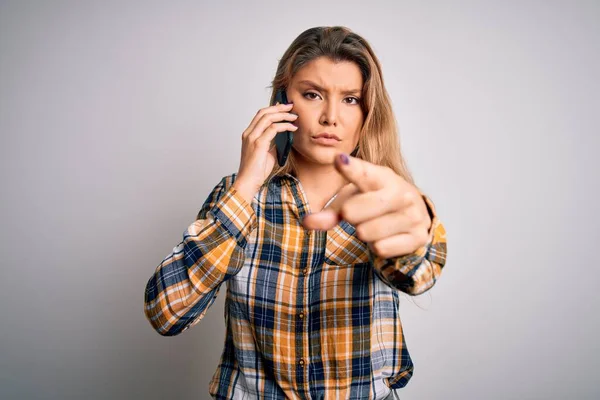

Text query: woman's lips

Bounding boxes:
[311,136,340,146]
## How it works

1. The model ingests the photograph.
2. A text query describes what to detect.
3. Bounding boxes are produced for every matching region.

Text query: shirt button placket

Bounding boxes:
[298,227,314,386]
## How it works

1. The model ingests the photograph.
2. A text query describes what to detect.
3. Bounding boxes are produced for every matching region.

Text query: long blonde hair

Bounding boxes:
[265,26,414,185]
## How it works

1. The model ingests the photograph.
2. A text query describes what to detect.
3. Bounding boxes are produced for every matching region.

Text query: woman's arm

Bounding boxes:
[143,174,256,336]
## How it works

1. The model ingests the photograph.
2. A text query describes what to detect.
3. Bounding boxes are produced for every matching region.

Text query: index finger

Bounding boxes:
[245,103,294,136]
[334,153,386,193]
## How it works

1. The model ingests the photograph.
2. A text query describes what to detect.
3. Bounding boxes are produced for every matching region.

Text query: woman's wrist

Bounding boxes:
[232,179,257,204]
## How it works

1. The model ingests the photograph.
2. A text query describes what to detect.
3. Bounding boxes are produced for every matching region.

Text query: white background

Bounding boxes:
[1,1,598,398]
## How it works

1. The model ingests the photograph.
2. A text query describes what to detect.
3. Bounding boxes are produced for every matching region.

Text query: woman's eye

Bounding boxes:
[303,92,320,100]
[303,92,361,105]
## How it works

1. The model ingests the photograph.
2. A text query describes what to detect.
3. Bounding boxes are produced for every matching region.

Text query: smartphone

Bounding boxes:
[272,88,294,167]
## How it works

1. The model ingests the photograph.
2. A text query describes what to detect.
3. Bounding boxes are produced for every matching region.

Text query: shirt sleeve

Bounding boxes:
[369,193,448,296]
[143,174,257,336]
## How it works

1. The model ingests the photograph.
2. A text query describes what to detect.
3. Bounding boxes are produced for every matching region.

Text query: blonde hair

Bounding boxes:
[265,26,414,185]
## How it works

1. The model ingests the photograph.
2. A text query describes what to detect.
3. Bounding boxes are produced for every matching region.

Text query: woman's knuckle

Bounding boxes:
[404,208,417,225]
[403,191,417,205]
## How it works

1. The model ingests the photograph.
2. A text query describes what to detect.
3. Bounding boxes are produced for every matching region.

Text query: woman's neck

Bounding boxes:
[293,155,348,212]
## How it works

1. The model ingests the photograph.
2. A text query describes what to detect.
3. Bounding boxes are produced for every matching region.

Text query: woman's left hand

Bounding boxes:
[302,153,432,259]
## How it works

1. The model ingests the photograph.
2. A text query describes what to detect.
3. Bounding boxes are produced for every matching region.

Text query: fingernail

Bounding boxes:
[339,153,349,165]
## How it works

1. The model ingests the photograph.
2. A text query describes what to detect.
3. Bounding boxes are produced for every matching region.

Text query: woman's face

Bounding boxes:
[287,57,364,166]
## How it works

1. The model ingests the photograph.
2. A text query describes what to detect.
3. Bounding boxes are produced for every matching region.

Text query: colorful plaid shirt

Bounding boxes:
[144,173,447,399]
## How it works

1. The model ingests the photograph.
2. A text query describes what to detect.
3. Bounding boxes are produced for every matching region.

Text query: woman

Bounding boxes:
[144,26,447,400]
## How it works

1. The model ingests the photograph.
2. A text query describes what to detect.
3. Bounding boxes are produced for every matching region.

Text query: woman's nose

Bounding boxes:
[320,101,338,126]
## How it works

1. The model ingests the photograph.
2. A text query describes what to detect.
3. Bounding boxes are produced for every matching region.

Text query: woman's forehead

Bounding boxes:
[291,58,363,90]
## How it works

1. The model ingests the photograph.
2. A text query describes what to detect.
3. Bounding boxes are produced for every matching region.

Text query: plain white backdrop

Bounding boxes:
[1,1,598,399]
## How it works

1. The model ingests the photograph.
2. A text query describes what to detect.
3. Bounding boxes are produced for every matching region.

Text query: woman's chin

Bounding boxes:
[294,146,346,165]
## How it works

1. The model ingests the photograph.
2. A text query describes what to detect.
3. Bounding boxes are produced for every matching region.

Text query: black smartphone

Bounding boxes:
[272,88,294,167]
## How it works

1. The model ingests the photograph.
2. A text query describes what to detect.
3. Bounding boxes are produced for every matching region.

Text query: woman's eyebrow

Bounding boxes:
[297,80,361,95]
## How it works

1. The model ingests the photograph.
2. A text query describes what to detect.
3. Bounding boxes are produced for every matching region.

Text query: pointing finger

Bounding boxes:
[334,153,387,193]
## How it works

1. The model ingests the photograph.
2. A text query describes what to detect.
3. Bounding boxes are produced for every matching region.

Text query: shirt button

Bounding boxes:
[298,312,304,319]
[299,358,305,366]
[306,230,312,237]
[302,268,308,276]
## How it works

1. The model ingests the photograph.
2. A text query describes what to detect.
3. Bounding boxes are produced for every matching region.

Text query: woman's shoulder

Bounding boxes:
[215,173,291,191]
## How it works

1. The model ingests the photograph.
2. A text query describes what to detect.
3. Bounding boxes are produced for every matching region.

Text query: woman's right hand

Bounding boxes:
[232,102,298,203]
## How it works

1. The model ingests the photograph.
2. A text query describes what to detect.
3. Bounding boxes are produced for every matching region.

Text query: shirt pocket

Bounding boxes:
[325,221,370,266]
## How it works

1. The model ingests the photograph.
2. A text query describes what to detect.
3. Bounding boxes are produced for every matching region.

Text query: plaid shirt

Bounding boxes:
[144,173,447,399]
